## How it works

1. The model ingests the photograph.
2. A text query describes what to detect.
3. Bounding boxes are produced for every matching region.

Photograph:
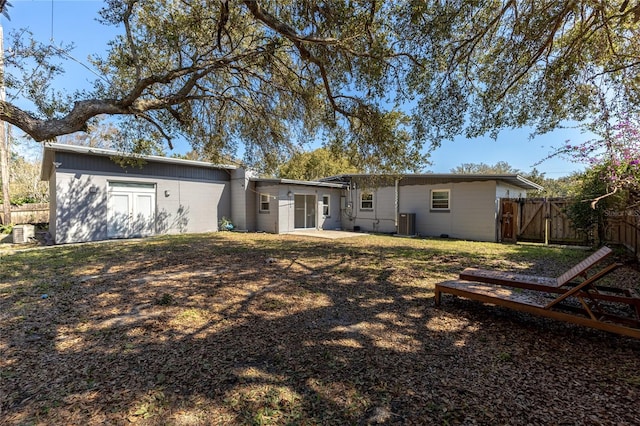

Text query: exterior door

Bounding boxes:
[107,182,156,238]
[500,199,517,242]
[294,194,316,229]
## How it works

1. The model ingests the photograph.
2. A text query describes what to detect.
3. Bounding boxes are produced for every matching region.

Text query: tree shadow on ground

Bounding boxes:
[1,234,639,424]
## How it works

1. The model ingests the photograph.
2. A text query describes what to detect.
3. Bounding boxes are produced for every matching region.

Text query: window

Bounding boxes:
[431,189,450,210]
[322,195,330,217]
[260,193,270,212]
[360,192,374,210]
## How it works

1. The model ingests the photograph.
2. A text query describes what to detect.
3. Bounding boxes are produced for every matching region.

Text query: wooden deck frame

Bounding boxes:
[434,280,640,338]
[435,247,640,338]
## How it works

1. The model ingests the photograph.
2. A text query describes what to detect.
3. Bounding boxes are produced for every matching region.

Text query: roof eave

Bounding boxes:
[321,173,543,191]
[252,177,347,189]
[41,142,238,170]
[514,175,544,191]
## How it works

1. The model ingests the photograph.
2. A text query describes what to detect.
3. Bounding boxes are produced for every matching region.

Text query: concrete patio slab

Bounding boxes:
[288,230,370,240]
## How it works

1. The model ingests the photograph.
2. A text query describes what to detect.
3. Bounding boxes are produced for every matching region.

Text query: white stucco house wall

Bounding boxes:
[320,174,542,242]
[41,143,541,244]
[41,143,237,244]
[249,178,345,234]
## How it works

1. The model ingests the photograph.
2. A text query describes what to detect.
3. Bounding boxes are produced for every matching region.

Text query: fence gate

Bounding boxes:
[499,198,589,246]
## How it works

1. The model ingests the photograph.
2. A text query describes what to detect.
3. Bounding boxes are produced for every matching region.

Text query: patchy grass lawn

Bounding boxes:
[1,233,639,425]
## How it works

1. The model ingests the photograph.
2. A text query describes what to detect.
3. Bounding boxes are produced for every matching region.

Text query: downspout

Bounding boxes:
[349,179,356,220]
[373,188,380,232]
[394,178,399,232]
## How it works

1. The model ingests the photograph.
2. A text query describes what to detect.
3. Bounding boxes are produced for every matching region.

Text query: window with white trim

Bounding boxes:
[260,193,270,212]
[360,192,374,210]
[322,195,330,217]
[431,189,450,210]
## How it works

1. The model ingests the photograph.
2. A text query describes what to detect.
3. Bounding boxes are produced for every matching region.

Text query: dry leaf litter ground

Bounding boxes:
[0,232,639,425]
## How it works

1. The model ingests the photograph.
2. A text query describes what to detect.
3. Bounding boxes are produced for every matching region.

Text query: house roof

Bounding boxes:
[252,177,347,189]
[321,173,544,191]
[41,142,237,180]
[40,142,542,192]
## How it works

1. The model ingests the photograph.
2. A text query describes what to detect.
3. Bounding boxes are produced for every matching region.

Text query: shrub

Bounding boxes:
[219,216,234,231]
[0,224,13,235]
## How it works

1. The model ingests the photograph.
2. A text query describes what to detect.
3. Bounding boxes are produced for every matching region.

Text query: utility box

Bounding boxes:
[398,213,416,236]
[12,224,35,244]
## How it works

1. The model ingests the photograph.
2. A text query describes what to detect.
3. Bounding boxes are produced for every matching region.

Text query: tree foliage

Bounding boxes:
[547,118,640,239]
[565,166,628,243]
[6,153,48,205]
[450,161,522,174]
[551,118,640,205]
[449,161,580,197]
[56,120,129,150]
[0,139,48,205]
[531,174,581,198]
[1,1,639,173]
[276,148,359,181]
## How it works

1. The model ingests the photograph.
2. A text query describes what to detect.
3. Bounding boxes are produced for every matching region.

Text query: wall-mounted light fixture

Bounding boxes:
[89,186,98,194]
[164,190,171,197]
[287,191,293,197]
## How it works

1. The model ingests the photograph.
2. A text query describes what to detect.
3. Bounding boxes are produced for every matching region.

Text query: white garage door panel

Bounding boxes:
[108,182,156,239]
[107,193,132,238]
[133,193,155,237]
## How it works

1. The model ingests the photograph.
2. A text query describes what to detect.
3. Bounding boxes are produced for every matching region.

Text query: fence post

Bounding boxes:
[545,218,549,245]
[544,199,550,245]
[629,210,640,259]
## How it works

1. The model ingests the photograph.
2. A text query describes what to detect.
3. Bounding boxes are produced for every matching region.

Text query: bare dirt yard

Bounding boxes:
[1,233,639,425]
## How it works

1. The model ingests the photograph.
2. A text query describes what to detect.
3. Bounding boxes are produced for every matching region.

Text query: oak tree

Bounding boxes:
[1,1,638,173]
[276,148,359,181]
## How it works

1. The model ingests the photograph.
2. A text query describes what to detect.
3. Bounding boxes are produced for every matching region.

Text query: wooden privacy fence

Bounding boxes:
[500,198,640,257]
[604,209,640,259]
[0,203,49,225]
[499,198,590,246]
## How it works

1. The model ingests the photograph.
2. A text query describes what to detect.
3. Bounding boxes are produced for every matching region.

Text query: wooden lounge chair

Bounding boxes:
[459,246,614,290]
[434,247,640,338]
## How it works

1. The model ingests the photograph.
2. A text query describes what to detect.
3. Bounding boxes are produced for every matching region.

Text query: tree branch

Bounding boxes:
[136,112,174,150]
[242,0,356,118]
[242,0,340,46]
[0,41,276,141]
[0,99,126,141]
[496,1,576,100]
[588,186,618,209]
[123,0,143,81]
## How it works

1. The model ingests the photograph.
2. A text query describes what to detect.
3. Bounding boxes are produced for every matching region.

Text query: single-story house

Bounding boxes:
[40,143,541,244]
[40,143,239,244]
[322,174,542,242]
[40,143,348,244]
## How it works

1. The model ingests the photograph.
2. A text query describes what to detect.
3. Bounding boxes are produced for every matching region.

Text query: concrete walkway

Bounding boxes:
[288,230,370,240]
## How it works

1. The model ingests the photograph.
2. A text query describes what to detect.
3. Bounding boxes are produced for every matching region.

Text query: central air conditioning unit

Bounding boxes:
[397,213,416,236]
[12,224,35,244]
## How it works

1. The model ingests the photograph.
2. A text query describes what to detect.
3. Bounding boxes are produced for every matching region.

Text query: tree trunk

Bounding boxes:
[0,24,10,225]
[0,121,10,225]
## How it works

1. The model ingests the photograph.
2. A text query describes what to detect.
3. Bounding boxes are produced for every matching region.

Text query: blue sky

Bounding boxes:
[4,0,589,177]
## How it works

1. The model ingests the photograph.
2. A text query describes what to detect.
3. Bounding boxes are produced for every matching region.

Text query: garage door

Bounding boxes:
[107,182,156,238]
